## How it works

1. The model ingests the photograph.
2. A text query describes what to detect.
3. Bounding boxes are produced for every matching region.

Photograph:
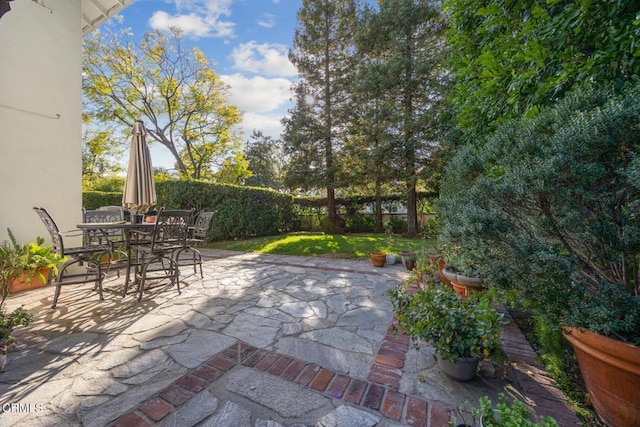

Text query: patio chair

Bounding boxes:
[174,210,216,278]
[82,208,128,277]
[33,207,110,308]
[129,207,193,302]
[98,205,129,222]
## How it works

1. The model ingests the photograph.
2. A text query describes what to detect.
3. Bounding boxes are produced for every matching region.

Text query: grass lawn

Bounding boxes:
[206,232,435,259]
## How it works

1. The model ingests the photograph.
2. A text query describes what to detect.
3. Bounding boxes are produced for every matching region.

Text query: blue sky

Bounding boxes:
[111,0,302,168]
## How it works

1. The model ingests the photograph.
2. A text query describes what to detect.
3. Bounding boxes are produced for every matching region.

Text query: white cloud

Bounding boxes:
[149,0,236,39]
[239,112,287,140]
[257,13,275,28]
[230,41,297,77]
[221,73,292,113]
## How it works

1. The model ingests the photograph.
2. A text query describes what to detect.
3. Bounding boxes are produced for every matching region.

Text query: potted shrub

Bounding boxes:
[441,263,487,300]
[439,247,487,299]
[438,85,640,426]
[389,283,506,381]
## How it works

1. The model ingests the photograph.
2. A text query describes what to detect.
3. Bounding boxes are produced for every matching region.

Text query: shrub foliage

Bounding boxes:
[439,83,640,345]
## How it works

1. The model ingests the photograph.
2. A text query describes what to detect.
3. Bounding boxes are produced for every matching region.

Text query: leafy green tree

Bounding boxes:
[83,25,243,180]
[244,131,284,189]
[444,0,640,144]
[213,152,252,185]
[284,0,362,233]
[82,115,123,190]
[356,0,448,236]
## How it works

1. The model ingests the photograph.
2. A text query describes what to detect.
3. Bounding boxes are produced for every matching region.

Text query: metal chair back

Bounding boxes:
[191,211,216,242]
[149,208,193,252]
[82,208,125,243]
[33,206,66,256]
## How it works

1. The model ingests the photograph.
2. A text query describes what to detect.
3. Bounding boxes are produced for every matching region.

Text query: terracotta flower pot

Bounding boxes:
[563,326,640,427]
[449,281,468,299]
[441,267,486,300]
[9,267,51,293]
[370,252,386,267]
[436,259,449,286]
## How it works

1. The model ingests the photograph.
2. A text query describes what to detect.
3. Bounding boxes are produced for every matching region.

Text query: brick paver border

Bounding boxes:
[114,339,451,427]
[114,318,580,427]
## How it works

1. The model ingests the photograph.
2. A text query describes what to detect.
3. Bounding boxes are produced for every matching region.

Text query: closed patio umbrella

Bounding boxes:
[122,120,157,222]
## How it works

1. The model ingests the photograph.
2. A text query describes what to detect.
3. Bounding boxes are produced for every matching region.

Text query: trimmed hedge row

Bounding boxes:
[84,180,296,240]
[84,181,437,239]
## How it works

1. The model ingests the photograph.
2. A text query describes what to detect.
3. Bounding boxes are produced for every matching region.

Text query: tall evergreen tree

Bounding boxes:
[357,0,448,236]
[284,0,361,233]
[245,130,284,189]
[349,41,399,233]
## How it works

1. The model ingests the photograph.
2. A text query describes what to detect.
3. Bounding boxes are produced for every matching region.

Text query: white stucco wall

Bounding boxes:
[0,0,83,245]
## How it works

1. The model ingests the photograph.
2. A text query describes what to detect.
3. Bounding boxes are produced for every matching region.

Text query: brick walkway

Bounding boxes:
[115,317,580,427]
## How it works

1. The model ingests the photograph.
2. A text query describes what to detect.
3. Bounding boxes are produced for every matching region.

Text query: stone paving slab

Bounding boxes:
[0,249,580,426]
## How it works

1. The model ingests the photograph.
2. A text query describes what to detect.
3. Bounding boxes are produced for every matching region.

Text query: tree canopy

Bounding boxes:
[444,0,640,144]
[83,25,244,180]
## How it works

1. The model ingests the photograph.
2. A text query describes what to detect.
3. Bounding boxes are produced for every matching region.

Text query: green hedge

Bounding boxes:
[83,192,124,210]
[83,180,296,240]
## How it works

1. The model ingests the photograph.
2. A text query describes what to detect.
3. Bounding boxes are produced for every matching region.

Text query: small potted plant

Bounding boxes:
[399,250,417,270]
[0,229,45,370]
[0,229,65,294]
[440,247,487,299]
[389,284,505,381]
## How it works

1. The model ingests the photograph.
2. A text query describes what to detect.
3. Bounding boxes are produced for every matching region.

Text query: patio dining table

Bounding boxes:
[76,221,155,296]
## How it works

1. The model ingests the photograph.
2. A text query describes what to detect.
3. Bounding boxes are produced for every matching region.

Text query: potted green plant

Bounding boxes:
[0,228,65,294]
[389,283,506,381]
[407,248,439,287]
[0,305,32,370]
[437,85,640,426]
[399,250,417,270]
[440,247,487,300]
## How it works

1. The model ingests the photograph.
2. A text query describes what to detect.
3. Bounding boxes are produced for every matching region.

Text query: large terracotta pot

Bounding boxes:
[9,267,51,293]
[441,267,486,300]
[563,327,640,427]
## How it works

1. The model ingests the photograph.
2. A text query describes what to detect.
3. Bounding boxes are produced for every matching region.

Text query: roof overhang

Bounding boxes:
[82,0,135,35]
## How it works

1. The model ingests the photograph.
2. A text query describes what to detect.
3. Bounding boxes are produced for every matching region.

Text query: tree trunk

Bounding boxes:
[326,187,345,234]
[406,182,418,237]
[374,179,384,233]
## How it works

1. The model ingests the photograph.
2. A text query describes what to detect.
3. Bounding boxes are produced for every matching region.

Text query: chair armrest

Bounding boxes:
[60,229,85,238]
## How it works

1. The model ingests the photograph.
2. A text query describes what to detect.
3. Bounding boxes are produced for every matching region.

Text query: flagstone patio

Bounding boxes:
[0,250,580,426]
